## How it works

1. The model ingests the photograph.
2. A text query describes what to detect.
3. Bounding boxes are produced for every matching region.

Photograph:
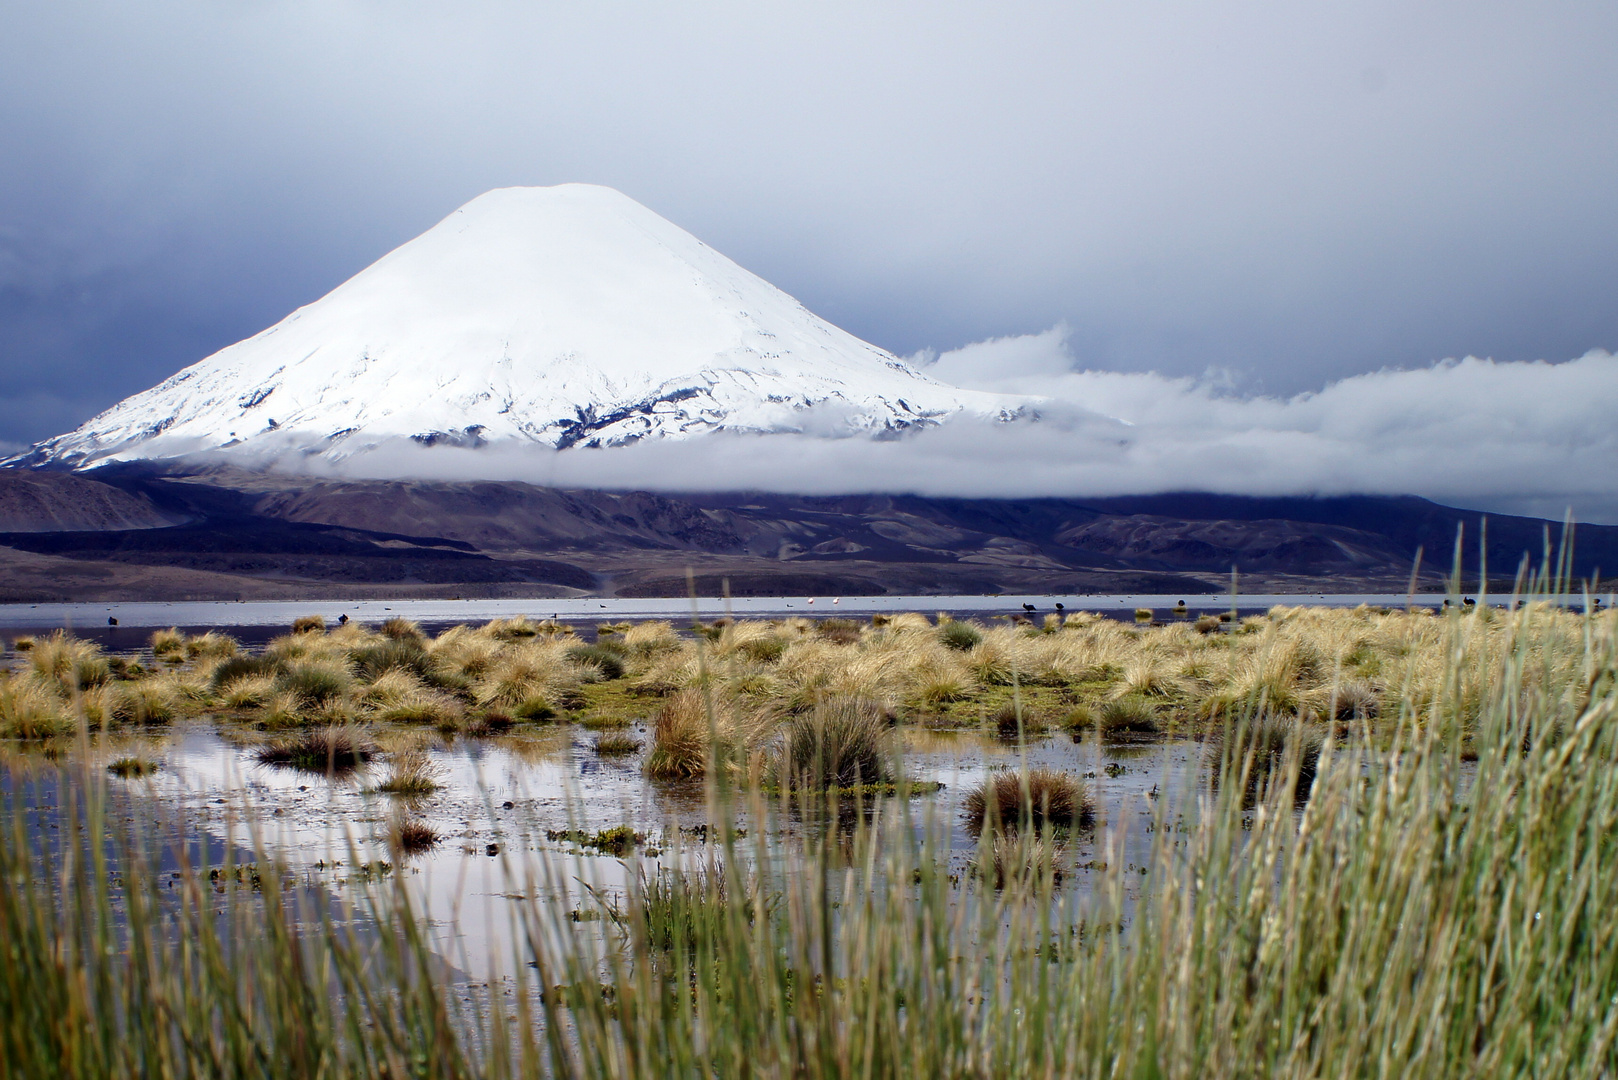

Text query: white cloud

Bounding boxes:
[242,332,1618,524]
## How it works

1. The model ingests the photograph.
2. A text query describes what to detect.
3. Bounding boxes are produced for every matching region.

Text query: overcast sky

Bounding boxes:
[3,1,1617,513]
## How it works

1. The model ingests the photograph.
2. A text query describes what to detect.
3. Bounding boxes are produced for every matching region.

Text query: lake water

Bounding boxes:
[0,592,1482,642]
[3,721,1206,981]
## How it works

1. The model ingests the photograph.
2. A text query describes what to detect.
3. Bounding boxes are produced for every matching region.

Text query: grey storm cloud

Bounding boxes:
[3,0,1618,513]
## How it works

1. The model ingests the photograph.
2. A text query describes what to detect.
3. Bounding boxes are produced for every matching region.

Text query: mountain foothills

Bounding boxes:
[14,184,1023,470]
[0,465,1607,602]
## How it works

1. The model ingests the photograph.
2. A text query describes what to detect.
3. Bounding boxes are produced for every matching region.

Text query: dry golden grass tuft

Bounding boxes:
[33,605,1608,756]
[644,689,769,780]
[775,697,893,788]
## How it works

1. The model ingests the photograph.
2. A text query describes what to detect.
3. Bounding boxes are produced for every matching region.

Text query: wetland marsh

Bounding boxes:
[2,595,1615,1077]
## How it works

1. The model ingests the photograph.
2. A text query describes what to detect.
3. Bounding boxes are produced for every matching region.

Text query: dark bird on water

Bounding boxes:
[107,617,117,626]
[1022,603,1036,613]
[338,614,349,625]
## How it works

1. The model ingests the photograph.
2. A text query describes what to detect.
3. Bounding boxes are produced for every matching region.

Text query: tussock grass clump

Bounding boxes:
[464,711,515,737]
[967,642,1016,687]
[939,621,983,651]
[272,662,352,707]
[218,674,275,709]
[374,749,444,795]
[183,632,238,660]
[77,686,119,730]
[149,627,185,657]
[815,619,862,645]
[1320,679,1380,721]
[429,626,498,677]
[1134,608,1154,624]
[776,697,892,789]
[1062,703,1098,731]
[0,680,73,739]
[259,690,305,729]
[736,636,787,664]
[208,654,280,691]
[255,726,374,774]
[488,616,542,639]
[291,615,326,635]
[373,692,463,726]
[350,637,432,681]
[579,713,632,731]
[645,690,760,780]
[645,690,716,780]
[1098,695,1160,736]
[513,696,557,722]
[104,656,140,681]
[623,621,681,659]
[473,648,574,709]
[567,644,626,681]
[379,617,424,641]
[105,680,178,725]
[106,757,160,778]
[30,632,110,694]
[992,704,1045,740]
[1117,658,1176,699]
[359,668,426,706]
[965,769,1093,833]
[917,671,971,707]
[363,671,463,725]
[594,732,642,756]
[9,636,33,652]
[389,816,439,855]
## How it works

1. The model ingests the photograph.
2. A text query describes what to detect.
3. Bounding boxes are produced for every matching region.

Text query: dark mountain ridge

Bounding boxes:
[0,463,1607,601]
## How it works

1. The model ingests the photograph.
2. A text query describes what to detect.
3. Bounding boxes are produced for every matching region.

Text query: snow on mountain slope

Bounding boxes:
[17,184,1028,469]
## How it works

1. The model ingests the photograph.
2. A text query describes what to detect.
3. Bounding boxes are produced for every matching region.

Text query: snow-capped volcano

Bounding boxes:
[18,184,1027,470]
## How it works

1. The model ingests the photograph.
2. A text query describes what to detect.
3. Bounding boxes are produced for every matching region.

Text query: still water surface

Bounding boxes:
[0,592,1462,639]
[8,722,1202,980]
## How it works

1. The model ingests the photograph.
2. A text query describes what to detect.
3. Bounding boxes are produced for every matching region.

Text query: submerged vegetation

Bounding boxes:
[105,756,160,778]
[254,725,375,774]
[4,578,1618,1074]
